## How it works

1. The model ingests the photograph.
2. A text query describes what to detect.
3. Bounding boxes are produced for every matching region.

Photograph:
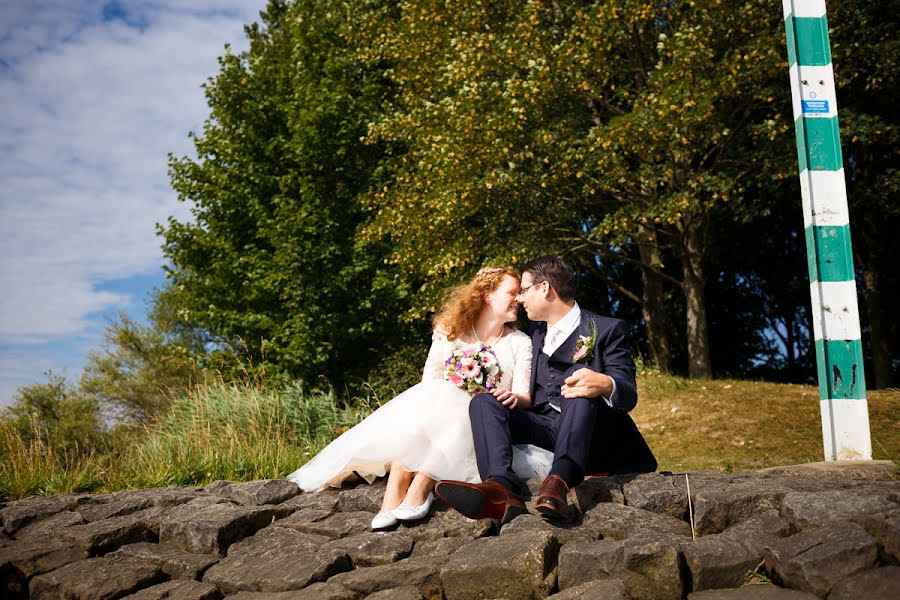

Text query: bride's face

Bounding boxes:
[484,274,520,323]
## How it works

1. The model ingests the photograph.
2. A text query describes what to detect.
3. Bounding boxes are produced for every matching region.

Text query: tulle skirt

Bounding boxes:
[287,379,553,492]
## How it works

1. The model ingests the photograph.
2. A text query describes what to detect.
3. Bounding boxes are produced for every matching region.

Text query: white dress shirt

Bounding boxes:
[543,302,615,409]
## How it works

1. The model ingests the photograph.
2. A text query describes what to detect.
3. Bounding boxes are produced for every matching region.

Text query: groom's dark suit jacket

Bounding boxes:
[528,309,657,475]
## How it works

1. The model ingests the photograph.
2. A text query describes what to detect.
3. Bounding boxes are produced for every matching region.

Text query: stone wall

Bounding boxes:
[1,468,897,599]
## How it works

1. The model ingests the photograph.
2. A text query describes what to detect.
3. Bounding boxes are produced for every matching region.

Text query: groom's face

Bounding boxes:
[518,271,547,321]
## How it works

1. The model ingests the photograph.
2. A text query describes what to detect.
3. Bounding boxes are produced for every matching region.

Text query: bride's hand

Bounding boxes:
[492,388,519,410]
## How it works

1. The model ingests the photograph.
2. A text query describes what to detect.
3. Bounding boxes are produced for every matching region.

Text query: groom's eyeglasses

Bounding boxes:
[518,281,544,295]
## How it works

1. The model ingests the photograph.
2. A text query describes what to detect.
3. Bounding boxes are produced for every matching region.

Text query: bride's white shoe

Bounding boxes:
[371,511,398,531]
[393,492,434,522]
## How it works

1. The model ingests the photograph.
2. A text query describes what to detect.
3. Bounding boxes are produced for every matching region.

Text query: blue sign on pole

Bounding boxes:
[802,99,830,113]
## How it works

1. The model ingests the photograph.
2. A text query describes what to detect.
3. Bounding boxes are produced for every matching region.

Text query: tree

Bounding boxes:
[161,0,406,388]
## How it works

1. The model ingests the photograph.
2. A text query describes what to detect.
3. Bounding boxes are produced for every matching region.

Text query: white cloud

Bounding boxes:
[0,0,267,404]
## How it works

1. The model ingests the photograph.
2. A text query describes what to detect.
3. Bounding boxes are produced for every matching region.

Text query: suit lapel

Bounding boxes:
[530,322,546,391]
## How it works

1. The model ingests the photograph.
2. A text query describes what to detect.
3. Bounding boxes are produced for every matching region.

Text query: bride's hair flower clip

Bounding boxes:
[477,266,505,276]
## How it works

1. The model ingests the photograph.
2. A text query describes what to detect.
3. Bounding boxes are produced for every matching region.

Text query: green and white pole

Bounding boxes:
[783,0,871,460]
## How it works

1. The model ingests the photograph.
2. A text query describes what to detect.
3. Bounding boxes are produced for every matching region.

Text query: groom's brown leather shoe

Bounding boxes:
[435,479,527,523]
[534,474,570,520]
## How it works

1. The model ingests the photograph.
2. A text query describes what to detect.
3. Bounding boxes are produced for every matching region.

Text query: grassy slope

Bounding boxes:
[633,370,899,472]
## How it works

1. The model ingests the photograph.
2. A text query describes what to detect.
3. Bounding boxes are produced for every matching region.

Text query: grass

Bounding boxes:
[1,372,897,500]
[632,367,899,473]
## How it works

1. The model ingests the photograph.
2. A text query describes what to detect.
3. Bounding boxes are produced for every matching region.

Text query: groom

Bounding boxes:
[436,255,657,522]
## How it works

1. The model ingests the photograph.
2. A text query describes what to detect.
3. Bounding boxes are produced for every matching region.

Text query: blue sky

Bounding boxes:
[0,0,267,406]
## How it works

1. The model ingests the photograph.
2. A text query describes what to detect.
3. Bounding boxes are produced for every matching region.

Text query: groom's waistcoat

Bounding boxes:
[532,331,580,408]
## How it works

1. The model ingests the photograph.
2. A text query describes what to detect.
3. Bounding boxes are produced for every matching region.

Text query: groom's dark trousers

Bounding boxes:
[470,311,657,493]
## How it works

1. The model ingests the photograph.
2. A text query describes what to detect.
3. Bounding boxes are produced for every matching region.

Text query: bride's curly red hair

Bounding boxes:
[433,266,519,341]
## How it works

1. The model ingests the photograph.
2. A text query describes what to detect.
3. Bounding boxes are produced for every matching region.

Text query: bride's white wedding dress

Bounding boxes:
[287,329,553,491]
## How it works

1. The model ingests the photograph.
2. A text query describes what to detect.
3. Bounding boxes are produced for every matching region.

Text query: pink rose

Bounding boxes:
[449,373,464,386]
[462,347,474,357]
[572,346,588,362]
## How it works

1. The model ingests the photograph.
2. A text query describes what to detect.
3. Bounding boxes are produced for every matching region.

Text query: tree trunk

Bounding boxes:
[636,224,672,372]
[679,218,712,379]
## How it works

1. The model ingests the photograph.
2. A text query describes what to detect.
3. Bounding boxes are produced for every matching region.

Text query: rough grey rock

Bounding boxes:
[569,476,625,514]
[364,585,424,600]
[29,554,167,600]
[226,480,301,507]
[440,531,559,600]
[581,501,692,540]
[781,489,898,530]
[277,491,339,514]
[827,566,900,600]
[121,579,222,600]
[621,472,688,520]
[499,513,593,546]
[337,486,383,513]
[76,488,200,522]
[114,542,219,580]
[548,578,629,600]
[202,526,349,593]
[159,503,278,556]
[321,531,414,567]
[1,539,86,598]
[852,508,900,564]
[685,479,788,535]
[60,507,166,556]
[683,534,763,592]
[13,510,86,540]
[688,585,819,599]
[408,536,468,560]
[277,510,375,539]
[764,521,878,597]
[721,509,793,542]
[1,493,95,534]
[226,582,354,600]
[558,534,686,600]
[329,555,445,598]
[400,507,496,542]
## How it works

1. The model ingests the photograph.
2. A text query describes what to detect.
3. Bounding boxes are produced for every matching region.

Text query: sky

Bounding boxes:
[0,0,268,407]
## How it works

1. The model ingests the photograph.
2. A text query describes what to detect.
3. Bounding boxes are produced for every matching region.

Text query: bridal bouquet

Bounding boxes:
[443,343,503,394]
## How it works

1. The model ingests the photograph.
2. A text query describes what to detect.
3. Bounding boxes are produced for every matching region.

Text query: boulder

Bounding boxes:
[278,510,376,539]
[13,510,86,540]
[683,534,763,591]
[202,526,349,593]
[569,476,625,515]
[827,566,900,600]
[321,531,414,567]
[121,579,221,600]
[1,493,95,535]
[364,586,424,600]
[113,542,219,580]
[76,489,201,522]
[29,554,167,600]
[781,489,897,530]
[329,555,445,598]
[408,536,468,560]
[440,531,560,600]
[558,534,686,600]
[580,502,692,540]
[687,584,819,599]
[852,508,900,564]
[499,513,593,546]
[399,507,496,542]
[225,480,301,507]
[621,473,688,520]
[685,479,788,535]
[337,486,384,513]
[548,578,629,600]
[225,582,354,600]
[159,503,278,556]
[277,491,340,514]
[764,522,878,597]
[1,539,86,599]
[60,507,166,556]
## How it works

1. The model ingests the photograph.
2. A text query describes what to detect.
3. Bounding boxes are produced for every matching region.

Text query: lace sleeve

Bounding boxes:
[421,330,448,382]
[510,333,533,395]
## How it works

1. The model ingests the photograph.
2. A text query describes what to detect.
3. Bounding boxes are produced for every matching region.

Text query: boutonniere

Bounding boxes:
[572,322,598,363]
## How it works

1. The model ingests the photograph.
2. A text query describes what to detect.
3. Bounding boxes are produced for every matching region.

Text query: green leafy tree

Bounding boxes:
[161,0,405,388]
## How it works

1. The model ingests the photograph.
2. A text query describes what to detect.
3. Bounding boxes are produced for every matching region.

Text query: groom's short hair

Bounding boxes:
[522,255,576,301]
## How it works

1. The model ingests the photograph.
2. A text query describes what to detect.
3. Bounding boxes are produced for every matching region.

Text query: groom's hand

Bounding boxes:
[562,368,613,399]
[492,388,519,410]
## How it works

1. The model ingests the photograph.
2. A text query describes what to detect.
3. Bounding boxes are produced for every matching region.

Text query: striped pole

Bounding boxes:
[782,0,871,460]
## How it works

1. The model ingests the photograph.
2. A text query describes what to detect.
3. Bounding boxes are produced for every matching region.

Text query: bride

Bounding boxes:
[287,266,550,530]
